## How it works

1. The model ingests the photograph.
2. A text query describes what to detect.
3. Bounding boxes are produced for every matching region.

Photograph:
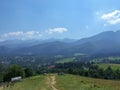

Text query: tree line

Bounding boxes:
[0,61,120,82]
[48,62,120,80]
[0,65,34,82]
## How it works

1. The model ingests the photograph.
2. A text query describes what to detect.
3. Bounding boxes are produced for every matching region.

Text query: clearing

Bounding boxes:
[97,63,120,70]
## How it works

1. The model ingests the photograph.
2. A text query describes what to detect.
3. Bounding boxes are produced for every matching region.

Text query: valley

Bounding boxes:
[0,30,120,89]
[1,0,120,89]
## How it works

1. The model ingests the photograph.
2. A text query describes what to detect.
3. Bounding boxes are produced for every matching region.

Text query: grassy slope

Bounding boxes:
[56,74,120,90]
[5,75,52,90]
[1,74,120,90]
[97,64,120,70]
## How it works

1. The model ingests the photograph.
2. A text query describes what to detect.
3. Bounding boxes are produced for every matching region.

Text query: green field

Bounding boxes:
[0,74,120,90]
[91,56,120,63]
[97,64,120,70]
[108,57,120,60]
[56,74,120,90]
[56,57,76,63]
[2,75,52,90]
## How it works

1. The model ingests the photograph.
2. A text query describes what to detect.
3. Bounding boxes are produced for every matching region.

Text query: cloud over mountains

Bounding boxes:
[101,10,120,25]
[0,27,68,41]
[46,28,68,34]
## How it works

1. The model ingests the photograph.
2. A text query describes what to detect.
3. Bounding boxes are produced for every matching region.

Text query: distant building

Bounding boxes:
[48,65,55,69]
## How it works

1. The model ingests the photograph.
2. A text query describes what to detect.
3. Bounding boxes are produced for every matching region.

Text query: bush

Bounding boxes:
[25,68,33,77]
[3,65,25,82]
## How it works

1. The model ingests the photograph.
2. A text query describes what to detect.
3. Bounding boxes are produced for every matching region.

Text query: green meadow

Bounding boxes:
[4,75,52,90]
[97,63,120,70]
[1,74,120,90]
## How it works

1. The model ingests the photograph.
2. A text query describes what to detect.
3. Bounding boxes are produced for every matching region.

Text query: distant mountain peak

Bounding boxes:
[1,30,120,56]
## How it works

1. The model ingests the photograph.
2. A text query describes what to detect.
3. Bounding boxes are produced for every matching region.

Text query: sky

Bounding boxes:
[0,0,120,41]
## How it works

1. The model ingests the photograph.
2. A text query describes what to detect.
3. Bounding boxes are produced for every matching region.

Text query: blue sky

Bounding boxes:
[0,0,120,40]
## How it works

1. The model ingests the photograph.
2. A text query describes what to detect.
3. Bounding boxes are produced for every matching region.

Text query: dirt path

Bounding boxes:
[47,75,58,90]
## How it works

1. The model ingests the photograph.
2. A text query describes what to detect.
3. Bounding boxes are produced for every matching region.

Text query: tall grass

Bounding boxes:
[56,74,120,90]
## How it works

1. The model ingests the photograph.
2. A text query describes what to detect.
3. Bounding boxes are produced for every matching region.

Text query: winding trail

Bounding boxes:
[47,75,58,90]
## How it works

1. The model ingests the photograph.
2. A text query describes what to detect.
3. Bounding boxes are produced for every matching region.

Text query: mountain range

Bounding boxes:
[1,30,120,56]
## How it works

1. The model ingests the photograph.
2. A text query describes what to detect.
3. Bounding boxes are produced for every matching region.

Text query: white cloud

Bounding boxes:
[3,31,23,37]
[24,31,42,38]
[46,28,68,34]
[1,31,42,40]
[0,27,68,41]
[101,10,120,25]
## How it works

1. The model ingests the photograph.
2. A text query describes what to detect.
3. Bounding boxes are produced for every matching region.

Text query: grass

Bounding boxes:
[91,56,120,63]
[1,74,120,90]
[108,57,120,61]
[56,74,120,90]
[97,63,120,70]
[5,75,52,90]
[56,57,76,63]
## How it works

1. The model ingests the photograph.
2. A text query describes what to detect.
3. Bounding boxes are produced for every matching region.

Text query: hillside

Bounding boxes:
[56,74,120,90]
[0,75,52,90]
[1,74,120,90]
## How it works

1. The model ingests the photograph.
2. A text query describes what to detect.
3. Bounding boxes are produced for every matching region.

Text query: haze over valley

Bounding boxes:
[0,0,120,90]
